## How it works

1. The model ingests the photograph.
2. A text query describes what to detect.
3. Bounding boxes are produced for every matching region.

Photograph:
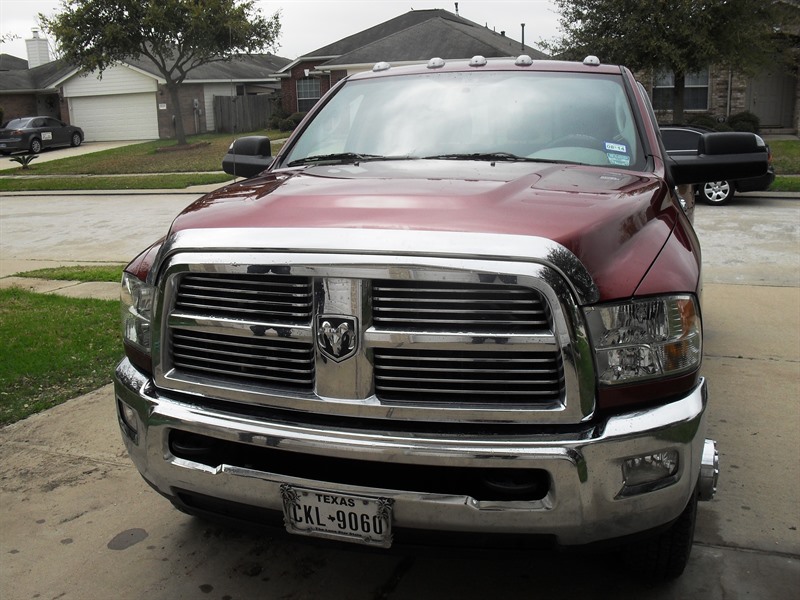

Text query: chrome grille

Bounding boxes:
[374,348,563,403]
[157,257,583,424]
[175,273,312,323]
[372,279,549,332]
[171,329,314,390]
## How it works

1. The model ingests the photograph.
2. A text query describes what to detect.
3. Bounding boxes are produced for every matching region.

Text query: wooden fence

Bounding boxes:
[213,95,275,133]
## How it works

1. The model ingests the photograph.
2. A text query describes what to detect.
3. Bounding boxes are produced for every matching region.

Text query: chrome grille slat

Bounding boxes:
[175,273,313,323]
[374,348,563,404]
[372,279,549,332]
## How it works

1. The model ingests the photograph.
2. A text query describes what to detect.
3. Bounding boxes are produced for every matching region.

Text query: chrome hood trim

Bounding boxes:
[152,228,600,306]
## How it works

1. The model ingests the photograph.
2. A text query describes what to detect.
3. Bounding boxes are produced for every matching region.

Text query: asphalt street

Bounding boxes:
[0,190,798,599]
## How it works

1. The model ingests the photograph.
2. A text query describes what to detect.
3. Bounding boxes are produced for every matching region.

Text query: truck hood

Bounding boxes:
[170,160,680,299]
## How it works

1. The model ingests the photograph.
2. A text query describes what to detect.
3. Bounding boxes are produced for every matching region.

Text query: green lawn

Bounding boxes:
[0,288,121,425]
[768,140,800,176]
[0,129,285,176]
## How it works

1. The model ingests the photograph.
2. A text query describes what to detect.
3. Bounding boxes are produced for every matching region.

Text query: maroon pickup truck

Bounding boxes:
[114,56,767,580]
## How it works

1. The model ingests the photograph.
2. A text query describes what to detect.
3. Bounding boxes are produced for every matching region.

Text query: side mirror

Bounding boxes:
[222,136,272,178]
[668,132,768,186]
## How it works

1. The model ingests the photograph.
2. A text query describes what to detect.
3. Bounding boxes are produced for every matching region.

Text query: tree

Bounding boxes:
[42,0,281,145]
[546,0,788,123]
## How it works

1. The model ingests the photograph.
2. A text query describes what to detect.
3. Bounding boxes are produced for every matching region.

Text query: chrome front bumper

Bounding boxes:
[114,358,714,546]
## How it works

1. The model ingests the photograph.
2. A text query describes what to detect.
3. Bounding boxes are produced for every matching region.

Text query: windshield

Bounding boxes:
[283,71,644,170]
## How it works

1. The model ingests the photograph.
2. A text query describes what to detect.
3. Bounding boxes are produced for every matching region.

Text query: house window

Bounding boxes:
[652,69,709,111]
[297,77,321,112]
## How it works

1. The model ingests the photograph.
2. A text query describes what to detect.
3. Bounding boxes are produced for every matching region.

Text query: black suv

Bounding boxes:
[661,125,775,205]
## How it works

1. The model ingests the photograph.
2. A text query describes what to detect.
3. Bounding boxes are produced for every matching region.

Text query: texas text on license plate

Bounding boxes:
[280,484,394,548]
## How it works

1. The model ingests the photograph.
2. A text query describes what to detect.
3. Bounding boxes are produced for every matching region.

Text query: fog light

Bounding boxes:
[118,399,138,437]
[623,450,679,489]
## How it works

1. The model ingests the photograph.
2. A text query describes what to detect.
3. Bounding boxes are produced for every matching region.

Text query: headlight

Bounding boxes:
[584,295,701,385]
[121,272,155,356]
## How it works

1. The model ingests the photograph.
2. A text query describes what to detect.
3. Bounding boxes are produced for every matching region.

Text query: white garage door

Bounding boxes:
[70,93,158,141]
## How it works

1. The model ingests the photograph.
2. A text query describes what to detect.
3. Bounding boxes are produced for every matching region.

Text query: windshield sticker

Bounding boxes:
[604,141,627,154]
[607,153,631,166]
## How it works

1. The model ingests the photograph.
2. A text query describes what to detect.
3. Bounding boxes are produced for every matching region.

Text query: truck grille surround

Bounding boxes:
[154,258,591,425]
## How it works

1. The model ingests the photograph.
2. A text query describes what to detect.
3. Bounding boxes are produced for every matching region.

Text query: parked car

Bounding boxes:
[0,116,84,155]
[661,125,775,205]
[116,56,768,581]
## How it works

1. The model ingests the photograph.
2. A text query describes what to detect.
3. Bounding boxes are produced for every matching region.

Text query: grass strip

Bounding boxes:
[769,176,800,193]
[0,288,122,426]
[0,173,232,191]
[15,265,126,282]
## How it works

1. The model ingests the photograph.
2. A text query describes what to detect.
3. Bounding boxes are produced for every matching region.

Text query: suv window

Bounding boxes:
[661,128,700,153]
[284,71,644,170]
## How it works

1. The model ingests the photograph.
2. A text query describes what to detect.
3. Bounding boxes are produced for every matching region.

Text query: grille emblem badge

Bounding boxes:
[316,315,358,362]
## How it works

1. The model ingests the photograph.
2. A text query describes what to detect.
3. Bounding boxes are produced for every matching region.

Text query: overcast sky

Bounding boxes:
[0,0,561,62]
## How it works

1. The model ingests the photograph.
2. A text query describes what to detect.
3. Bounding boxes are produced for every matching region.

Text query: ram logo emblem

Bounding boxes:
[316,316,358,362]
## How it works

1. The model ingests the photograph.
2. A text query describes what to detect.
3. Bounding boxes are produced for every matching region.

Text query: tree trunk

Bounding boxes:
[166,81,188,145]
[672,72,686,125]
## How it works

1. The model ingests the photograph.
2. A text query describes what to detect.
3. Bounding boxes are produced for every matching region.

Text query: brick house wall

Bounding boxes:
[1,94,38,121]
[1,93,62,121]
[279,61,347,116]
[156,82,207,139]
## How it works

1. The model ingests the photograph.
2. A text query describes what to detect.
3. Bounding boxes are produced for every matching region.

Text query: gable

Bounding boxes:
[61,64,158,98]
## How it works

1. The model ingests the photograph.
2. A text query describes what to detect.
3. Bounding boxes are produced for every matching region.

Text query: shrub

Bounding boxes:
[686,113,718,130]
[278,118,296,132]
[727,111,760,133]
[10,153,38,169]
[289,112,307,125]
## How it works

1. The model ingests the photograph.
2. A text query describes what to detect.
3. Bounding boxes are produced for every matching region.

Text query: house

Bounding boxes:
[275,9,548,116]
[645,65,799,133]
[0,30,290,141]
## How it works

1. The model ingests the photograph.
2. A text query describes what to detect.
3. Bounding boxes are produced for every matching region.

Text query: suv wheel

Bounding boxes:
[623,490,698,581]
[70,132,82,147]
[29,138,42,154]
[701,180,734,205]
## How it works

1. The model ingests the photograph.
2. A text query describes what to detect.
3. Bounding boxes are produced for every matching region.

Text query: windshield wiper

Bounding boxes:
[423,152,584,166]
[288,152,393,167]
[423,152,527,162]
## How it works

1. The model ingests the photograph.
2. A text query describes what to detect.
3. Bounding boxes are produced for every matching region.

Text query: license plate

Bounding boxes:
[280,484,394,548]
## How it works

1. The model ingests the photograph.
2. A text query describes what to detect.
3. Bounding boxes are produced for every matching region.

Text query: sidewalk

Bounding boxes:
[0,275,119,300]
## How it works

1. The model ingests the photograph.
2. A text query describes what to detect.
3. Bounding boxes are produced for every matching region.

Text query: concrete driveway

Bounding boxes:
[0,192,798,599]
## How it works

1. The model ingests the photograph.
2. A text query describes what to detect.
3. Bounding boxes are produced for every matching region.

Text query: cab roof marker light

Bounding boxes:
[427,57,446,69]
[372,61,391,72]
[515,55,534,67]
[469,55,488,67]
[583,55,601,66]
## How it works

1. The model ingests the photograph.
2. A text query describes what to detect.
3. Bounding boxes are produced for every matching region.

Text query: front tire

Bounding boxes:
[29,138,42,154]
[70,132,82,147]
[701,180,734,205]
[623,490,698,581]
